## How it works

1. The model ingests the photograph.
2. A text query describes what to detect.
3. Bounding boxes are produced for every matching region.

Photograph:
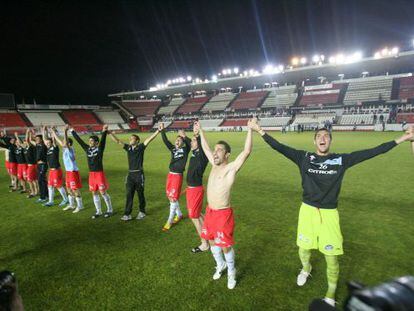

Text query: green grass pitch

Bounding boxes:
[0,131,413,310]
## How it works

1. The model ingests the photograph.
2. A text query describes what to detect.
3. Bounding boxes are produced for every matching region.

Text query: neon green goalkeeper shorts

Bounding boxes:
[296,202,344,256]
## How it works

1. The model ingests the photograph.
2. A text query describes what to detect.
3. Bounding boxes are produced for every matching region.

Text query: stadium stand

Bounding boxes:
[397,76,414,100]
[339,114,374,125]
[261,85,298,108]
[299,83,344,106]
[220,119,248,127]
[396,112,414,123]
[94,111,125,124]
[25,112,66,127]
[153,120,172,129]
[168,120,192,129]
[175,96,209,114]
[199,119,223,128]
[120,100,162,117]
[293,113,336,126]
[337,75,394,105]
[0,111,28,128]
[259,117,291,127]
[201,92,237,112]
[157,97,186,115]
[62,110,102,131]
[228,90,268,110]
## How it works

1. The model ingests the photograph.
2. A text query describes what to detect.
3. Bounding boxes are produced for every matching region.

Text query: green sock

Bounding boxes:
[298,248,312,273]
[325,255,339,299]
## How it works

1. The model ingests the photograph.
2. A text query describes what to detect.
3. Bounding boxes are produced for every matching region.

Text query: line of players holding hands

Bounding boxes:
[1,121,413,306]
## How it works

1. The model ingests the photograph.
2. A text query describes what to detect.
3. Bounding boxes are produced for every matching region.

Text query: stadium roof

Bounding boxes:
[109,51,414,99]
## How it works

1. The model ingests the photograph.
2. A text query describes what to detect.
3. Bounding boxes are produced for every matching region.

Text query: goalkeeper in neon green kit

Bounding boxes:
[249,119,414,307]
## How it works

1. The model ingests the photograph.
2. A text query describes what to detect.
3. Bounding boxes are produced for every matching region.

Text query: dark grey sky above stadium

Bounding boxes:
[1,0,413,105]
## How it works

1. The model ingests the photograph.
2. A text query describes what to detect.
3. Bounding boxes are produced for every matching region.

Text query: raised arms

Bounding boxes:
[50,127,65,147]
[41,125,49,140]
[159,123,174,150]
[143,129,160,146]
[231,119,253,172]
[249,118,305,166]
[27,129,36,146]
[109,131,125,146]
[344,128,414,168]
[99,124,108,151]
[193,121,214,165]
[14,132,23,145]
[70,128,89,151]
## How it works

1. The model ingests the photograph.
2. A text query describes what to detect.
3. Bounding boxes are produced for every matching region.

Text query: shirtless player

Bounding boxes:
[194,119,253,290]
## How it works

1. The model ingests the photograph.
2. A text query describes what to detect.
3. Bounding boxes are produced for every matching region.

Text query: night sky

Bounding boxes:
[1,0,414,105]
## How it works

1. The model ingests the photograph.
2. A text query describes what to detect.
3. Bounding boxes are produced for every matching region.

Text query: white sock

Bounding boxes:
[167,201,177,223]
[101,193,113,213]
[68,195,75,207]
[48,186,55,203]
[76,196,83,209]
[175,202,182,217]
[93,194,102,214]
[211,245,225,267]
[224,248,236,274]
[58,187,68,201]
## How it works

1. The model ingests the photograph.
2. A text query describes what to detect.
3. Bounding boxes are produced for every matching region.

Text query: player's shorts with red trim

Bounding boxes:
[66,171,82,190]
[201,206,235,247]
[48,168,63,187]
[26,164,37,182]
[8,162,17,176]
[186,186,204,219]
[88,171,108,192]
[166,172,183,201]
[17,164,27,180]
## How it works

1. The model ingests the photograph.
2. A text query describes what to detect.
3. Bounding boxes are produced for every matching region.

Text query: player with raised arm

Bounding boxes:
[249,119,414,306]
[0,146,12,188]
[50,125,84,213]
[186,124,209,253]
[42,126,68,207]
[23,129,39,198]
[13,133,28,194]
[109,129,160,221]
[159,123,191,231]
[194,119,253,289]
[70,124,113,219]
[27,128,49,203]
[0,131,18,192]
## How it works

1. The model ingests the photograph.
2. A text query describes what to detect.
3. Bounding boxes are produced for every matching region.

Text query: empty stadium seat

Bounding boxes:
[176,96,209,114]
[25,112,65,126]
[339,114,374,125]
[201,92,236,112]
[300,83,344,106]
[228,90,268,110]
[94,111,125,124]
[259,117,291,127]
[168,120,192,129]
[398,76,414,100]
[261,85,298,108]
[157,98,185,115]
[62,110,101,131]
[0,112,28,128]
[120,100,162,117]
[396,113,414,123]
[199,119,223,128]
[334,75,396,105]
[293,113,336,126]
[220,119,248,127]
